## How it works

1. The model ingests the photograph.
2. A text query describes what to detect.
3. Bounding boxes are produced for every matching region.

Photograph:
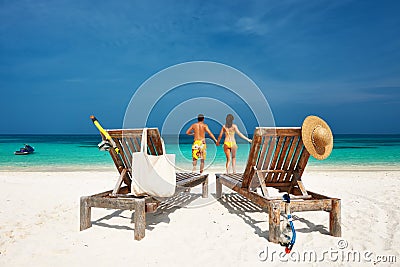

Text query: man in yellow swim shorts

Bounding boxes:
[186,114,217,173]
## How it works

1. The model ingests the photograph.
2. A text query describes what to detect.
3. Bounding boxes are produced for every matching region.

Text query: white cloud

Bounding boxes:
[235,17,268,36]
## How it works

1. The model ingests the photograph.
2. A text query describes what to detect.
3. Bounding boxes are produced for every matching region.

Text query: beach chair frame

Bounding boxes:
[215,127,341,243]
[80,128,208,240]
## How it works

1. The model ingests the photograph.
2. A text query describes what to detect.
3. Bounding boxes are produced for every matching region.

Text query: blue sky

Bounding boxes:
[1,0,399,134]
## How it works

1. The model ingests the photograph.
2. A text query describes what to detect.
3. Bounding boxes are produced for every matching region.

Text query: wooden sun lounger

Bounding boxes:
[80,128,208,240]
[215,127,341,243]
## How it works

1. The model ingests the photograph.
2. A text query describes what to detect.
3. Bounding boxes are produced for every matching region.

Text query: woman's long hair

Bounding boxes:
[225,114,234,128]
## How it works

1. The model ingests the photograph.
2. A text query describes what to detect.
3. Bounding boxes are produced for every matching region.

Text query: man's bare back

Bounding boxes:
[187,122,208,141]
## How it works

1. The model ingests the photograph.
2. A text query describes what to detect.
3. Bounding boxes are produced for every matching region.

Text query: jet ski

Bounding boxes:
[14,144,35,155]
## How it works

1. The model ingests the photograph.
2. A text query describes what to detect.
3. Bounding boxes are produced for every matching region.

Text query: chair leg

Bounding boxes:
[80,196,92,231]
[268,202,281,243]
[329,199,341,237]
[202,177,208,198]
[216,177,222,199]
[134,198,146,240]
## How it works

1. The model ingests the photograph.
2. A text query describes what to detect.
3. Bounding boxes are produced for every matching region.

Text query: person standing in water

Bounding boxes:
[186,114,217,173]
[216,114,252,174]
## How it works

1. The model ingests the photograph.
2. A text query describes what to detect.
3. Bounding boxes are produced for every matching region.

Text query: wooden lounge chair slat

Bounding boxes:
[224,173,241,180]
[108,128,158,137]
[261,136,276,171]
[121,138,133,163]
[153,137,164,155]
[146,129,161,155]
[126,137,136,154]
[272,136,291,182]
[296,147,310,176]
[121,139,133,169]
[285,138,304,182]
[256,127,301,136]
[257,170,286,173]
[112,137,131,170]
[216,126,341,243]
[281,136,299,181]
[133,136,141,152]
[241,129,262,188]
[265,136,284,182]
[263,195,312,200]
[281,136,298,181]
[256,136,271,170]
[146,135,157,155]
[289,148,310,196]
[263,182,292,187]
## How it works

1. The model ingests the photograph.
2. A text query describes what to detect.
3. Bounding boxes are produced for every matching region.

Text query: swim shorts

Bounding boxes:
[192,140,206,160]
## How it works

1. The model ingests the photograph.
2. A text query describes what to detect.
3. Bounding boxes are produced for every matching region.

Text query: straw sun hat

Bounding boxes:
[301,115,333,160]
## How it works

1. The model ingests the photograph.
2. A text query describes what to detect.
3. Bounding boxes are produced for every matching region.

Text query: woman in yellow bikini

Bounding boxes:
[216,114,252,174]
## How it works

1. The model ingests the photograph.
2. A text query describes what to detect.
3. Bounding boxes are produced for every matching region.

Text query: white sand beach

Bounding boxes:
[0,170,399,266]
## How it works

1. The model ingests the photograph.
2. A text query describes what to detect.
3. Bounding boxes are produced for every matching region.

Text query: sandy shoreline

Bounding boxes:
[1,163,400,172]
[1,170,399,266]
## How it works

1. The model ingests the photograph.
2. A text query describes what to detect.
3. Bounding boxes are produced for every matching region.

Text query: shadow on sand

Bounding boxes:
[214,193,329,239]
[92,191,201,232]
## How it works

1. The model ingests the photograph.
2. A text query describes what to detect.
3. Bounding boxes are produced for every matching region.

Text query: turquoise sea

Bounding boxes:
[0,134,399,171]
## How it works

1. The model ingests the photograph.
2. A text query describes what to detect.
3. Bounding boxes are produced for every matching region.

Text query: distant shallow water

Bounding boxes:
[0,134,399,172]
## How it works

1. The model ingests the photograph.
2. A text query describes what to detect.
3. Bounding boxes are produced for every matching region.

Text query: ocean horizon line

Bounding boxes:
[1,133,400,136]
